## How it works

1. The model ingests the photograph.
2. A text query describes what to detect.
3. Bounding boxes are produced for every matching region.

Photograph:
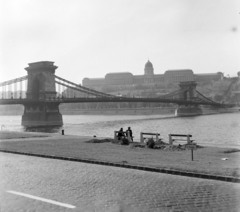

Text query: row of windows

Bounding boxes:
[83,73,222,88]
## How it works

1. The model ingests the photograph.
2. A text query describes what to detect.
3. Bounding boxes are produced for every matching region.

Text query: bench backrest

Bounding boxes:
[141,133,160,136]
[169,134,192,137]
[168,134,192,145]
[140,132,160,143]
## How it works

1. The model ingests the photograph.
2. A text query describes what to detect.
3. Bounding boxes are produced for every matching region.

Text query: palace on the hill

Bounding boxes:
[82,60,223,90]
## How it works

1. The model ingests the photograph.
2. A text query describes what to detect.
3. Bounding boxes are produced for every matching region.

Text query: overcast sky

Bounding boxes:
[0,0,239,83]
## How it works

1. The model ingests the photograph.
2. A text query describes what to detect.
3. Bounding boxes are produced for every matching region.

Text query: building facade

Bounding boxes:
[82,60,223,90]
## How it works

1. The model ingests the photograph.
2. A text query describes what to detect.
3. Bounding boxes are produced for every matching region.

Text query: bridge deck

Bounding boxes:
[0,97,230,107]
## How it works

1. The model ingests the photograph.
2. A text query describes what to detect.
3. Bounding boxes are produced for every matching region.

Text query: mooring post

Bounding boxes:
[156,133,159,142]
[187,134,191,144]
[169,134,173,145]
[191,148,194,161]
[140,132,143,143]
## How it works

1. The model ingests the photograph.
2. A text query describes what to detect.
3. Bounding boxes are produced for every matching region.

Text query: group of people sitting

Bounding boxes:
[117,127,133,142]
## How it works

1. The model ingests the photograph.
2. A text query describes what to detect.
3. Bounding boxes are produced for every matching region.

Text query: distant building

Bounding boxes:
[82,78,105,90]
[82,60,223,90]
[105,72,134,85]
[195,72,224,83]
[164,69,194,83]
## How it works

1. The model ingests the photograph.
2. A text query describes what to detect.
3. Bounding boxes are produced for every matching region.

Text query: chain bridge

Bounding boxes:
[0,61,233,127]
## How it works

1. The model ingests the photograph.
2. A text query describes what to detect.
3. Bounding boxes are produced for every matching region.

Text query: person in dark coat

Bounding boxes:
[117,128,124,140]
[126,127,133,142]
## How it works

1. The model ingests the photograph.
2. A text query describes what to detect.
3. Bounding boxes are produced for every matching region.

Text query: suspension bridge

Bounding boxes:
[0,61,233,127]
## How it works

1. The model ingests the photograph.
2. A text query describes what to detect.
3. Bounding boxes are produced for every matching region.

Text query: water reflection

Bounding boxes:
[24,126,62,133]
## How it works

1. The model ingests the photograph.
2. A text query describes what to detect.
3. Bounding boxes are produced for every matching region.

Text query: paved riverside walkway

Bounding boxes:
[1,153,240,212]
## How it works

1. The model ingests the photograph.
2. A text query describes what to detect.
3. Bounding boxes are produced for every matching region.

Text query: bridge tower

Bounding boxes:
[179,81,197,100]
[22,61,63,127]
[175,81,203,116]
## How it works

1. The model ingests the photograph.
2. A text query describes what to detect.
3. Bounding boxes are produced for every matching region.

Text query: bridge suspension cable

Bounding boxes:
[0,74,228,107]
[160,88,188,99]
[54,75,115,98]
[55,81,97,98]
[0,75,28,87]
[0,75,28,99]
[195,90,218,104]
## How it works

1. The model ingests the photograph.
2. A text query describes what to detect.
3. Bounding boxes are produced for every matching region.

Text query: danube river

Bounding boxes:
[0,113,240,148]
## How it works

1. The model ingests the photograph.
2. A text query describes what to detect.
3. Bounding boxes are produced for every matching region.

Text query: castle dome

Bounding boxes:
[145,60,153,68]
[144,60,154,75]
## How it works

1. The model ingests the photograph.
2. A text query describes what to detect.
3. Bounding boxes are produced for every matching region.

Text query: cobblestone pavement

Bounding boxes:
[0,153,240,212]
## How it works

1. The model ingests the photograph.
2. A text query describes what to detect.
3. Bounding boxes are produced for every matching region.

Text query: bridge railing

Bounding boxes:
[0,76,28,99]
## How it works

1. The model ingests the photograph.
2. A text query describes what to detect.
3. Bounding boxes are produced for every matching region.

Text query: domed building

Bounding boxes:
[82,59,222,94]
[144,60,154,76]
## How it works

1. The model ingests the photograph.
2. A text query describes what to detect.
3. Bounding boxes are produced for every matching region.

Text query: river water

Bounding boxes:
[0,113,240,148]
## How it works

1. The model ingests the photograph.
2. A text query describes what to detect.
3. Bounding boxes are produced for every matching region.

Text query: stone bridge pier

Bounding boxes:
[175,81,203,117]
[22,61,63,127]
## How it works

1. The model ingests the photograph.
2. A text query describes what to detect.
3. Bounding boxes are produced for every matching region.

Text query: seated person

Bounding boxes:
[117,128,124,140]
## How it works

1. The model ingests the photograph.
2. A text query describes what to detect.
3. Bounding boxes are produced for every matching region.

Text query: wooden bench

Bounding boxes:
[168,134,194,145]
[140,132,161,143]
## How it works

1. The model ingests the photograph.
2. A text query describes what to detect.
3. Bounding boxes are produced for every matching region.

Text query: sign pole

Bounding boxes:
[191,148,193,161]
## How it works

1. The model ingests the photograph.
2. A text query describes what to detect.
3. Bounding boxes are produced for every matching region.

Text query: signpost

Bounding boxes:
[188,144,196,161]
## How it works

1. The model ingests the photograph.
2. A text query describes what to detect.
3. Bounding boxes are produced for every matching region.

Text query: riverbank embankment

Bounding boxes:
[0,131,239,181]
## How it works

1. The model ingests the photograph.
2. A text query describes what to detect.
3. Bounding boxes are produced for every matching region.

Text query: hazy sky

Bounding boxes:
[0,0,239,84]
